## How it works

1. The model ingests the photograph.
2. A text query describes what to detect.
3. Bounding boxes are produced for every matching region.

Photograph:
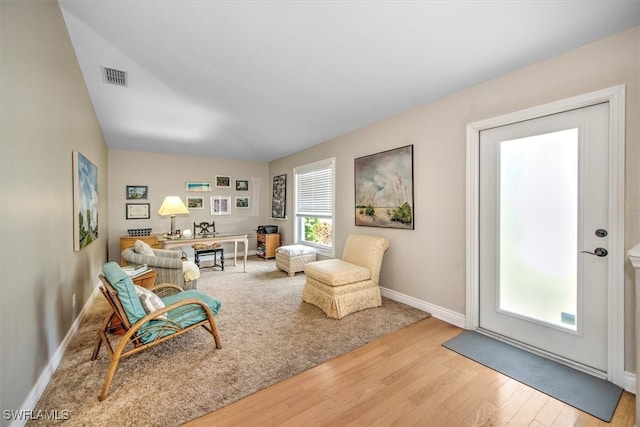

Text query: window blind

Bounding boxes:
[295,159,334,216]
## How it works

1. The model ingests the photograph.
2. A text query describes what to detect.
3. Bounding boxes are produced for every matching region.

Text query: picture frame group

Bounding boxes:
[179,177,254,214]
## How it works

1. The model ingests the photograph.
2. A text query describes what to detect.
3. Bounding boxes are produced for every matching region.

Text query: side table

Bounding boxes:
[131,269,158,289]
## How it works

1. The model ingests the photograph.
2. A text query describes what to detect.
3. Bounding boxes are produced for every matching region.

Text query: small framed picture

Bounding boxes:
[215,175,231,188]
[235,196,250,209]
[236,180,249,191]
[126,203,150,219]
[185,182,212,192]
[271,174,287,219]
[186,196,204,209]
[210,196,231,215]
[126,185,148,200]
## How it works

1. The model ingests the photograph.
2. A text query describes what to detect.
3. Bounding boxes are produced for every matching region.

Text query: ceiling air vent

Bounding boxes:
[101,66,127,87]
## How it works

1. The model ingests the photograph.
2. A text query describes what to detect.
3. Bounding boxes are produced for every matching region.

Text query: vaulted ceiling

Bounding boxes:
[59,0,640,162]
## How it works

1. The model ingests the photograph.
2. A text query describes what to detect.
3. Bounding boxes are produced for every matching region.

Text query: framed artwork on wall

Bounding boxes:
[210,196,231,215]
[236,180,249,191]
[126,185,147,199]
[126,203,150,219]
[186,181,212,192]
[354,144,414,229]
[235,196,250,208]
[186,196,204,209]
[73,151,99,251]
[215,175,231,188]
[271,174,287,219]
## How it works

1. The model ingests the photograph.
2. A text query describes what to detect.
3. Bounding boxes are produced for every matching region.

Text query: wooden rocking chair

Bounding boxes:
[92,262,222,400]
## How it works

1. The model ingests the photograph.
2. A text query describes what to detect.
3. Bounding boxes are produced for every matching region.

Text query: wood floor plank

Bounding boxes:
[508,391,549,426]
[551,404,582,426]
[184,317,635,427]
[534,395,565,426]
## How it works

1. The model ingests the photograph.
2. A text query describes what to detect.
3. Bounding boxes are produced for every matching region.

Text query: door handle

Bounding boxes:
[580,248,608,257]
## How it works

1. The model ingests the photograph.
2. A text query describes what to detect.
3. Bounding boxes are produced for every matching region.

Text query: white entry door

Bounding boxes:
[479,102,610,372]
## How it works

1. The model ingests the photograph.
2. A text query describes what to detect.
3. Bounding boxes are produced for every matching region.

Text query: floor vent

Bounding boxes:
[102,66,127,86]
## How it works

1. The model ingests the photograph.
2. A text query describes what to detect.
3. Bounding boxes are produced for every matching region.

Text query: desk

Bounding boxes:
[159,233,250,272]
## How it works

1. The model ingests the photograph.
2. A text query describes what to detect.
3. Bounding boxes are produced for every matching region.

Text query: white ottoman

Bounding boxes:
[276,245,317,277]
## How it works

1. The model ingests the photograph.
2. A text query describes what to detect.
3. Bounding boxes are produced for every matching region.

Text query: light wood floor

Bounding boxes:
[185,317,635,427]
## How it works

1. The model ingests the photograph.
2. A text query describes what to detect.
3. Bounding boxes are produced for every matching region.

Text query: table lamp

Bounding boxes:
[158,196,189,236]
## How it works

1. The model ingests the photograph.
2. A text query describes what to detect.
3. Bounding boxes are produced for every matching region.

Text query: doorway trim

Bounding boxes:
[465,85,626,386]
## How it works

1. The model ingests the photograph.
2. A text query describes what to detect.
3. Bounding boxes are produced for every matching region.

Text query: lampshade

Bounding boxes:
[158,196,189,236]
[158,196,189,216]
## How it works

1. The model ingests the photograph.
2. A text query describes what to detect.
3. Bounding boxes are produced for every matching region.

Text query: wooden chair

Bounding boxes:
[193,221,224,270]
[92,262,222,400]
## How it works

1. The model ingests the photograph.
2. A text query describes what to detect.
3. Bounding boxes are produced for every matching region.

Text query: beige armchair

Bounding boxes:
[302,233,390,319]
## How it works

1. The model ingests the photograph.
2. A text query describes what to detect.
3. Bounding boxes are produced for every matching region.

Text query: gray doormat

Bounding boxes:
[442,331,623,422]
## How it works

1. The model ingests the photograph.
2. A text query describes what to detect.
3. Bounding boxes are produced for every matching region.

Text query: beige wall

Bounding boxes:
[0,0,108,419]
[270,26,640,371]
[107,150,270,262]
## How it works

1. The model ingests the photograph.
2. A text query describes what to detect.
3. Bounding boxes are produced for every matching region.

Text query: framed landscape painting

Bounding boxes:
[354,144,414,229]
[126,185,147,199]
[186,182,212,192]
[73,151,99,251]
[186,196,205,209]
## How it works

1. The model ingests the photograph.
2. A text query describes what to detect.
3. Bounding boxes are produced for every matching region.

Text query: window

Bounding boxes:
[294,157,335,257]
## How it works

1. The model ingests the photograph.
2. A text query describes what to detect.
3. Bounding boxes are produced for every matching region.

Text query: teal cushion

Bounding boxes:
[102,262,147,324]
[136,290,222,344]
[163,290,221,327]
[162,290,221,313]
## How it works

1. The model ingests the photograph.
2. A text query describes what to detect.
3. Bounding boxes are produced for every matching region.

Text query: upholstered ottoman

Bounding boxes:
[275,245,317,277]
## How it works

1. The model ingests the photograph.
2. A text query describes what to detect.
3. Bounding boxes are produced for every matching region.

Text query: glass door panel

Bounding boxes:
[498,128,579,331]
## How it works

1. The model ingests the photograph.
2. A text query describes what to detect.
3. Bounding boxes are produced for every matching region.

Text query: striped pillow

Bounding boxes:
[134,285,168,319]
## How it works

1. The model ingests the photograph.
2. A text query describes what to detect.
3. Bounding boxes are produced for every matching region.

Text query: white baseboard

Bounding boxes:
[624,370,636,394]
[9,285,100,427]
[380,287,466,328]
[380,286,636,394]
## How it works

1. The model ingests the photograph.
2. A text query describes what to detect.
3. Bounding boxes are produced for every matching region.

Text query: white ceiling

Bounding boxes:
[59,0,640,162]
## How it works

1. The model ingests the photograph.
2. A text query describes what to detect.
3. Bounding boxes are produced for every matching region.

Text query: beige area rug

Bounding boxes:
[30,257,430,426]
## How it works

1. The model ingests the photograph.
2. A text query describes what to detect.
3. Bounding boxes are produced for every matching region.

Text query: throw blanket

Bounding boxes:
[182,261,201,281]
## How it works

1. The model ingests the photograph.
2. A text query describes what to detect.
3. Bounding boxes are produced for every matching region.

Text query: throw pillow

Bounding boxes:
[134,239,155,256]
[134,285,168,319]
